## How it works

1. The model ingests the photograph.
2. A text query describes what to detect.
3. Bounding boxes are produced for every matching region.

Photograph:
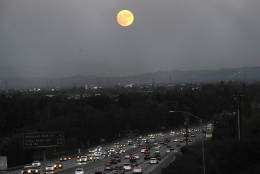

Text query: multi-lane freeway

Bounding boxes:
[9,128,201,174]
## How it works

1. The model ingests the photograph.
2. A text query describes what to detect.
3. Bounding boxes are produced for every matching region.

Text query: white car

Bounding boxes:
[174,139,178,142]
[133,166,142,174]
[170,131,175,135]
[31,161,41,167]
[123,163,132,171]
[166,149,170,153]
[75,168,84,174]
[79,156,88,162]
[120,149,126,153]
[125,154,130,159]
[45,165,54,172]
[155,150,160,154]
[155,146,160,150]
[141,148,146,153]
[150,158,158,164]
[133,154,140,159]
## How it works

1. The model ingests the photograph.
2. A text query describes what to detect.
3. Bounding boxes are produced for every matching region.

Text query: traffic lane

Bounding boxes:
[84,134,169,174]
[55,138,148,174]
[9,137,132,174]
[106,134,182,174]
[54,137,138,174]
[49,131,197,174]
[101,131,198,174]
[142,133,202,174]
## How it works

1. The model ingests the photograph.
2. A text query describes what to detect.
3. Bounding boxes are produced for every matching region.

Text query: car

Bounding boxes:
[129,156,137,163]
[170,147,175,151]
[123,163,132,171]
[59,156,68,161]
[155,154,161,161]
[131,161,138,167]
[150,158,158,164]
[112,166,124,174]
[120,149,126,153]
[174,139,178,142]
[144,154,151,160]
[114,155,121,162]
[154,146,160,150]
[75,168,84,174]
[31,161,41,168]
[104,164,113,171]
[188,138,193,142]
[133,154,140,159]
[125,154,130,159]
[21,167,40,174]
[54,162,63,169]
[159,141,164,145]
[79,155,88,163]
[166,149,170,153]
[94,172,104,174]
[154,150,160,154]
[179,138,184,142]
[141,148,146,153]
[128,140,133,145]
[45,165,55,173]
[133,166,142,174]
[110,158,118,164]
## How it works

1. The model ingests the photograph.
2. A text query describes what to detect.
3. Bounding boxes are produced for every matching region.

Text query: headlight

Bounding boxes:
[35,169,39,173]
[27,169,31,173]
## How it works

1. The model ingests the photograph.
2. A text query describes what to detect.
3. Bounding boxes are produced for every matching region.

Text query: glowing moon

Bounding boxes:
[117,10,134,27]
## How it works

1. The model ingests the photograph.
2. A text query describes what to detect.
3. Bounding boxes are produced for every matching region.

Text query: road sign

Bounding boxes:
[0,156,7,170]
[23,132,64,148]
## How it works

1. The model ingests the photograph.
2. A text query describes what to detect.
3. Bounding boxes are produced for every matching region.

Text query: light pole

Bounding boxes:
[169,110,206,174]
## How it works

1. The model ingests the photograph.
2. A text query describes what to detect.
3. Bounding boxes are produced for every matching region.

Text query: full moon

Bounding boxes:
[117,10,134,27]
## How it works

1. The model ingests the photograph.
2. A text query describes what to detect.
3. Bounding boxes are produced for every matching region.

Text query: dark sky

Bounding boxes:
[1,0,260,78]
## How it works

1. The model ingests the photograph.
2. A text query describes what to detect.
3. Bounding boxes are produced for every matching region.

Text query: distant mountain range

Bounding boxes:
[1,66,260,89]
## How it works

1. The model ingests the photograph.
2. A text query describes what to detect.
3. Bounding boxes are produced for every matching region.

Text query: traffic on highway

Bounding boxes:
[14,128,201,174]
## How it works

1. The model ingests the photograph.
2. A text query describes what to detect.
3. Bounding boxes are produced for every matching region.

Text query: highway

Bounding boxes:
[9,128,201,174]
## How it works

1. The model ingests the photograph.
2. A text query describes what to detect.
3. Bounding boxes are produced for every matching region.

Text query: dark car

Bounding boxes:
[155,154,161,161]
[144,154,151,160]
[94,172,104,174]
[112,166,124,174]
[53,162,63,169]
[110,158,118,164]
[129,157,137,163]
[114,156,121,162]
[21,167,40,174]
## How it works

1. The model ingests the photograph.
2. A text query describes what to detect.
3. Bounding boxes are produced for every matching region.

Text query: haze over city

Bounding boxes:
[1,0,260,78]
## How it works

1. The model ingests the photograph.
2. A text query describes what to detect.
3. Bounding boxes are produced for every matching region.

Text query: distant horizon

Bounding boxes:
[1,65,260,79]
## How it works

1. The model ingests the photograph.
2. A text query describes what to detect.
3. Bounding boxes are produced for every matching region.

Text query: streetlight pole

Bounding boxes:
[169,110,206,174]
[201,119,206,174]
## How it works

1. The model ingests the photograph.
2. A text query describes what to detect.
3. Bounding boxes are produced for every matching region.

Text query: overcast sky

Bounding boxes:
[0,0,260,78]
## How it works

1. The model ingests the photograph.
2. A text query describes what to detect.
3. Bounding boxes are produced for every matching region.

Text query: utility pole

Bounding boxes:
[201,120,206,174]
[184,118,189,146]
[233,93,244,141]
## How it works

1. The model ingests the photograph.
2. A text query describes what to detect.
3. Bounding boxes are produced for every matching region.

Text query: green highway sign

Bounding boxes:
[23,132,64,148]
